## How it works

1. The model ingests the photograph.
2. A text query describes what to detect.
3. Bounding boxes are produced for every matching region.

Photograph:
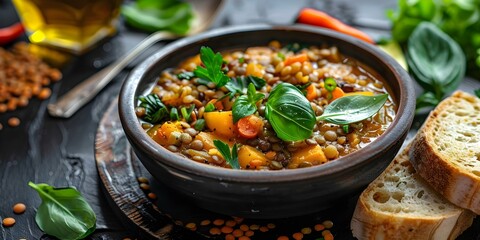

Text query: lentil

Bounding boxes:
[221,226,233,234]
[292,232,303,240]
[2,217,15,227]
[137,177,149,183]
[147,192,157,200]
[225,234,235,240]
[13,203,26,214]
[277,236,289,240]
[300,227,312,234]
[185,222,197,231]
[244,230,254,237]
[139,183,150,191]
[225,220,236,227]
[8,117,20,127]
[200,219,211,226]
[238,236,251,240]
[232,229,244,237]
[213,219,225,226]
[322,220,334,229]
[314,224,325,231]
[209,227,221,235]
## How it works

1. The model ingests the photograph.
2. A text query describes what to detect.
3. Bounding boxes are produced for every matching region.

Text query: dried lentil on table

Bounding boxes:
[13,203,26,214]
[2,217,15,227]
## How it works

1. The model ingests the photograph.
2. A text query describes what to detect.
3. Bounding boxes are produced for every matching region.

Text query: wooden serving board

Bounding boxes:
[95,99,480,240]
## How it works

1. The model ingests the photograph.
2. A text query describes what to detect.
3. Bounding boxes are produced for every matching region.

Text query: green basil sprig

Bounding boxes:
[265,83,316,141]
[407,22,466,109]
[213,140,240,169]
[225,75,266,95]
[265,83,388,141]
[194,47,230,87]
[28,182,96,240]
[317,94,388,125]
[232,83,265,122]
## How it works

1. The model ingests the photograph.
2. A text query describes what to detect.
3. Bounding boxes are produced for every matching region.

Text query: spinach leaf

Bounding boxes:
[265,83,316,141]
[225,75,266,95]
[194,47,230,87]
[317,94,388,125]
[213,140,240,169]
[28,182,96,240]
[407,22,466,106]
[121,0,194,35]
[138,94,169,123]
[232,83,265,122]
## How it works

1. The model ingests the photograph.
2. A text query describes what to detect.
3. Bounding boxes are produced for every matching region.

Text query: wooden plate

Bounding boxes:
[95,99,480,240]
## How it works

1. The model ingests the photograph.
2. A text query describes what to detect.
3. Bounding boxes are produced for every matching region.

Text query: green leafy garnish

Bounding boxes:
[225,75,266,95]
[317,94,389,125]
[177,71,195,80]
[139,94,169,123]
[28,182,96,240]
[407,22,466,109]
[475,89,480,98]
[194,47,230,87]
[170,107,179,121]
[265,83,316,141]
[213,140,240,169]
[205,103,216,112]
[232,83,265,122]
[194,119,206,131]
[284,42,308,53]
[121,0,194,35]
[181,105,195,122]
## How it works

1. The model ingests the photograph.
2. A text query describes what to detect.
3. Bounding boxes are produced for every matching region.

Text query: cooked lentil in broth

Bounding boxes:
[136,41,396,170]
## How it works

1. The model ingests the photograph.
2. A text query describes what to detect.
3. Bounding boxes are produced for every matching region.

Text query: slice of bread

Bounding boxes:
[410,91,480,215]
[351,143,475,240]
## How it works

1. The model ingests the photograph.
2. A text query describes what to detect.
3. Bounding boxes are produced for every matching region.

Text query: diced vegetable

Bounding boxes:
[236,115,263,139]
[288,145,327,168]
[194,132,233,150]
[284,53,308,66]
[203,111,236,138]
[306,84,318,101]
[238,145,269,169]
[153,121,183,145]
[246,63,264,77]
[330,87,345,101]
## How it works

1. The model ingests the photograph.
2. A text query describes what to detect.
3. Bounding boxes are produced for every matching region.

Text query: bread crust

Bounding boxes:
[410,91,480,215]
[351,142,475,240]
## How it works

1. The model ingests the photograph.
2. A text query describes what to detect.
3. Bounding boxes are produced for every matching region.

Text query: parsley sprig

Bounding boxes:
[213,140,240,169]
[232,83,265,122]
[193,47,230,87]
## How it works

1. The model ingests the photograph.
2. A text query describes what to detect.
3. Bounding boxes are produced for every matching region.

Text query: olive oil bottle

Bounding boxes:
[13,0,123,54]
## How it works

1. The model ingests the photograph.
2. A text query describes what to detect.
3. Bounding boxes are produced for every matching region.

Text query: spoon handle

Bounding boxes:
[48,31,177,118]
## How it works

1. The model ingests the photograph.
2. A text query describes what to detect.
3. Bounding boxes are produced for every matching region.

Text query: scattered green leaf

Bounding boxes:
[225,75,267,95]
[205,103,216,112]
[407,22,466,106]
[213,140,240,169]
[265,83,316,141]
[194,47,230,87]
[177,71,195,80]
[180,105,195,122]
[121,0,194,35]
[194,119,206,131]
[138,94,169,123]
[170,107,179,121]
[28,182,96,240]
[232,83,265,122]
[317,94,388,125]
[283,42,308,53]
[474,89,480,98]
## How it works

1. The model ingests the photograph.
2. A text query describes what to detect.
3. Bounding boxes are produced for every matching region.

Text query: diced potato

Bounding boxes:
[246,62,265,77]
[194,132,233,150]
[288,145,327,168]
[153,121,183,146]
[203,111,236,138]
[238,145,269,170]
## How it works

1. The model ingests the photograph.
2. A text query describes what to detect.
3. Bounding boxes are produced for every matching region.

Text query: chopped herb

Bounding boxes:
[283,42,308,53]
[324,77,337,92]
[475,89,480,98]
[232,83,265,122]
[138,94,169,123]
[180,105,195,122]
[204,103,216,112]
[194,119,206,131]
[225,75,266,95]
[277,52,286,60]
[170,107,179,121]
[238,57,245,64]
[213,140,240,169]
[177,71,195,80]
[193,46,230,87]
[342,124,350,133]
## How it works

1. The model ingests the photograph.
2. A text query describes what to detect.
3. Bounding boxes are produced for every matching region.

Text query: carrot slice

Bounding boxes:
[284,53,308,66]
[237,115,263,139]
[330,87,345,101]
[306,84,317,101]
[296,8,375,44]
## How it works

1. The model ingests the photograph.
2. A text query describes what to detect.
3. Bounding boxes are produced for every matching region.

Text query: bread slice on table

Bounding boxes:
[351,143,475,240]
[410,91,480,215]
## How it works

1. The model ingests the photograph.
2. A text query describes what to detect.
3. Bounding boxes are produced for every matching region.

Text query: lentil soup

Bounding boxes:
[135,41,396,170]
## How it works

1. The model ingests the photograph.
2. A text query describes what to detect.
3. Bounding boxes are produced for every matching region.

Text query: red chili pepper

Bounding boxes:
[296,8,375,44]
[0,22,25,45]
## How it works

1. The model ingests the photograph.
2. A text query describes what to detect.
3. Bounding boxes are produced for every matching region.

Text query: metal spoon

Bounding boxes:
[48,0,224,118]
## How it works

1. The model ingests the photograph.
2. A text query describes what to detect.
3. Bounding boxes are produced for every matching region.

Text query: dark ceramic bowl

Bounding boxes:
[119,24,415,219]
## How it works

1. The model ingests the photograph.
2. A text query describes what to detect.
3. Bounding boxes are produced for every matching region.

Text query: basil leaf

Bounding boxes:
[317,94,388,125]
[475,89,480,98]
[407,22,466,101]
[416,91,440,110]
[138,94,169,123]
[265,83,316,141]
[232,83,265,122]
[121,0,193,35]
[28,182,96,240]
[194,47,230,87]
[225,75,266,95]
[213,140,240,169]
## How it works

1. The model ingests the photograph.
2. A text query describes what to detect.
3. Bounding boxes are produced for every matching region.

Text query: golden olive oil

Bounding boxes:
[13,0,123,54]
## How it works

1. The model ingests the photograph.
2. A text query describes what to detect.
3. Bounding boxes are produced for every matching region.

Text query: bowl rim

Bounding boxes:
[119,24,415,183]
